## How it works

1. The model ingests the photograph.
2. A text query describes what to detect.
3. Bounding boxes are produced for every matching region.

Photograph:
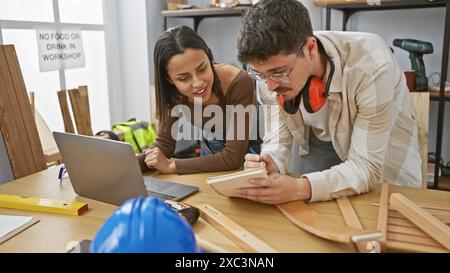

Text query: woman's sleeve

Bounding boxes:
[174,72,255,174]
[152,115,178,158]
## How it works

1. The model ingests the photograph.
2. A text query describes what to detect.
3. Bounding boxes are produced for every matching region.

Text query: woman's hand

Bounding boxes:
[144,147,176,174]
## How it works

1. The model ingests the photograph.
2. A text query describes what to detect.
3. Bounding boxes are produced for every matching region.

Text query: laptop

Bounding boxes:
[53,132,199,206]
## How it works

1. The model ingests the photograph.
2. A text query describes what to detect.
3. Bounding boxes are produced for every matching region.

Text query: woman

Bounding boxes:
[139,26,258,174]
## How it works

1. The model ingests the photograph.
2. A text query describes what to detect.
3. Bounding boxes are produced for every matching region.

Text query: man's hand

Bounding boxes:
[144,147,176,174]
[235,174,312,204]
[244,153,280,174]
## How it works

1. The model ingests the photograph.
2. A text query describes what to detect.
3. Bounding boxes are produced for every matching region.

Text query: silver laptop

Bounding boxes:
[53,132,198,206]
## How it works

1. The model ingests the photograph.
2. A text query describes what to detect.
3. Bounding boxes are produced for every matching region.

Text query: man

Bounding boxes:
[237,0,421,204]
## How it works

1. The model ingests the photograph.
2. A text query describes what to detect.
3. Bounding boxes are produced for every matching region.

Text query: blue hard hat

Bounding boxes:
[90,197,200,253]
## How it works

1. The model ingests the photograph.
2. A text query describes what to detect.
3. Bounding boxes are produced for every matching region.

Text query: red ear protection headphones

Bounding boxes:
[279,52,335,114]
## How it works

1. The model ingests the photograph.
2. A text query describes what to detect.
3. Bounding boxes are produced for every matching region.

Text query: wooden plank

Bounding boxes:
[277,200,381,244]
[0,46,37,178]
[390,193,450,251]
[336,197,364,229]
[389,208,450,224]
[387,232,443,248]
[195,235,228,253]
[0,56,25,178]
[28,91,35,117]
[389,216,450,229]
[198,203,277,253]
[0,46,33,176]
[68,88,83,135]
[388,224,430,238]
[376,183,389,252]
[3,45,46,173]
[389,216,419,228]
[386,240,447,253]
[372,200,450,212]
[77,85,93,136]
[68,88,93,136]
[57,90,75,133]
[413,201,450,212]
[336,197,372,252]
[410,92,429,188]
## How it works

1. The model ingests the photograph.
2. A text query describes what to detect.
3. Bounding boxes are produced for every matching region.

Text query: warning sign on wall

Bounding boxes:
[36,29,85,72]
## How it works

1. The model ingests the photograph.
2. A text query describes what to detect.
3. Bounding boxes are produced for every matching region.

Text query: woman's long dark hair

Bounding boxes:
[153,26,223,127]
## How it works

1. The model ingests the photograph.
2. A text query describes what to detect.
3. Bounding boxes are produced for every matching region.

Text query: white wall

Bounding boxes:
[114,0,152,123]
[327,7,450,162]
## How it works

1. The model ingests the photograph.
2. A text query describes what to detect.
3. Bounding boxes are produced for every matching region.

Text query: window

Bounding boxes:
[0,0,54,22]
[58,0,103,25]
[0,0,111,133]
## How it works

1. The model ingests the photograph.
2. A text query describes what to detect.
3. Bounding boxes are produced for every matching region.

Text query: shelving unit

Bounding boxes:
[314,0,449,190]
[161,7,248,33]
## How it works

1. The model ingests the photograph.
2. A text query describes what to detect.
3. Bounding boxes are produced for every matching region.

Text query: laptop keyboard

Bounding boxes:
[145,189,176,200]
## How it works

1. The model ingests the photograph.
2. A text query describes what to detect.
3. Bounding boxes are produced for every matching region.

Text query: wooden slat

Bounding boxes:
[336,197,370,252]
[68,87,93,136]
[388,224,430,238]
[195,235,228,253]
[0,45,46,179]
[372,200,450,212]
[277,200,381,244]
[337,197,363,229]
[386,240,447,253]
[57,90,75,133]
[389,216,419,228]
[77,85,93,135]
[28,91,35,117]
[390,193,450,251]
[376,183,389,252]
[0,46,34,177]
[389,208,450,224]
[389,215,450,229]
[3,45,46,172]
[413,201,450,212]
[410,92,429,188]
[198,203,277,253]
[387,232,443,248]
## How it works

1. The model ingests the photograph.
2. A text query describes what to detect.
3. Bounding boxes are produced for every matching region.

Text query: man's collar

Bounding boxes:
[314,32,342,94]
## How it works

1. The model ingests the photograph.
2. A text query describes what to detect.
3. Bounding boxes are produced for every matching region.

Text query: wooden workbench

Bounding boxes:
[0,166,449,252]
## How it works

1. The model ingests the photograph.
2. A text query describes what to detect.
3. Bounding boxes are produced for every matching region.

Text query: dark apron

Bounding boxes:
[298,130,342,174]
[200,138,261,156]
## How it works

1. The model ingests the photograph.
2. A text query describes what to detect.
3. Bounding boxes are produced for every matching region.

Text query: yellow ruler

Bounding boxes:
[0,194,88,216]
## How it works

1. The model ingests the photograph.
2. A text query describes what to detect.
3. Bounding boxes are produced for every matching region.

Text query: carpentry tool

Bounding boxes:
[164,199,200,225]
[0,193,88,216]
[197,203,277,253]
[393,39,433,91]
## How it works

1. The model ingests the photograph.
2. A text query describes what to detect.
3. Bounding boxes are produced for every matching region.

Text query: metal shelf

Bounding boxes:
[161,7,248,33]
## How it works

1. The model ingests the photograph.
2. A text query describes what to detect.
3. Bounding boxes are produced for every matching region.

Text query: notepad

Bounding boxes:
[0,215,39,244]
[207,168,268,197]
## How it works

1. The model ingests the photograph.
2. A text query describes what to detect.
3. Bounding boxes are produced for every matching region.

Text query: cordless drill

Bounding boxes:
[393,39,433,91]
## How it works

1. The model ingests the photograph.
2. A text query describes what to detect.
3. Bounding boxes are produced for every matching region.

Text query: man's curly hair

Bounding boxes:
[237,0,313,63]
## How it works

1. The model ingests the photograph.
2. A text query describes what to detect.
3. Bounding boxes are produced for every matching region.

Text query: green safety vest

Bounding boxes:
[113,118,156,154]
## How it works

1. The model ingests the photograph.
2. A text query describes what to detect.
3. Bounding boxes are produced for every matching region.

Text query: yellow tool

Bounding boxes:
[0,194,88,216]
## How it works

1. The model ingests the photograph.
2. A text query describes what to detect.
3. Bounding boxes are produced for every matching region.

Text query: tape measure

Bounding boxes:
[164,200,200,225]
